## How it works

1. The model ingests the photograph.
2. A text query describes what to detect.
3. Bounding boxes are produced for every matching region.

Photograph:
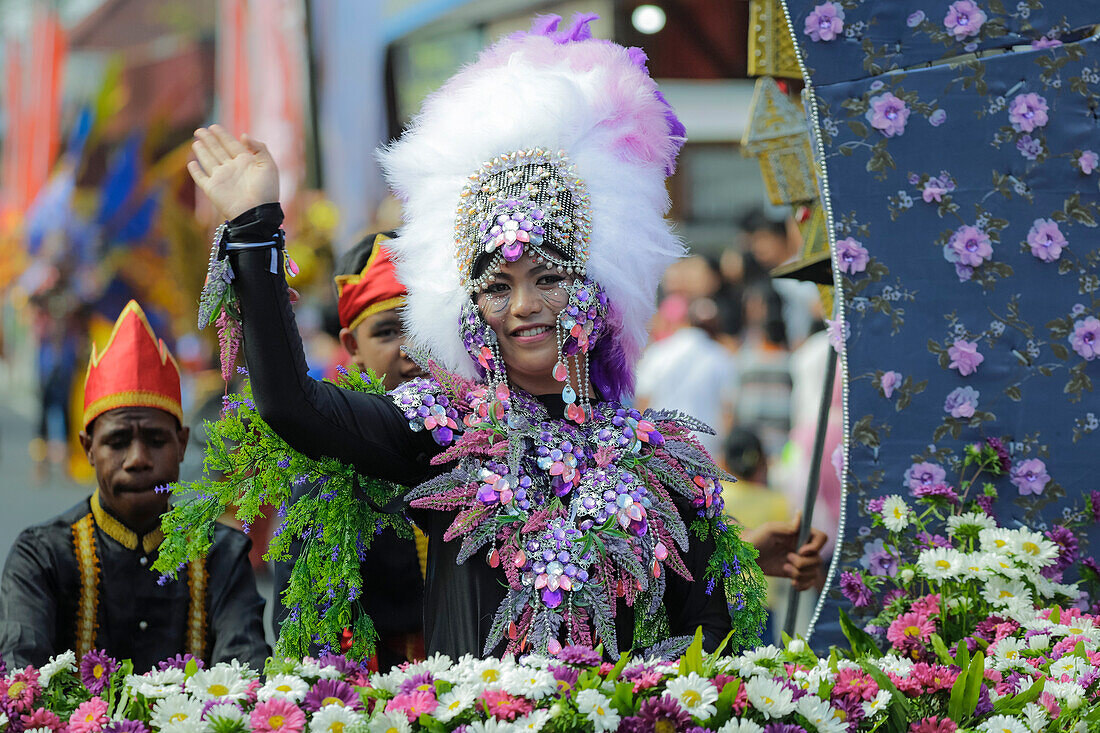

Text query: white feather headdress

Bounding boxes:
[378,13,686,394]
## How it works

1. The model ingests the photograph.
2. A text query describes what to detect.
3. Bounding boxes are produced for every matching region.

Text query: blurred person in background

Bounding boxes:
[740,209,821,349]
[635,295,736,456]
[720,427,825,643]
[272,232,427,669]
[729,281,793,458]
[0,301,268,670]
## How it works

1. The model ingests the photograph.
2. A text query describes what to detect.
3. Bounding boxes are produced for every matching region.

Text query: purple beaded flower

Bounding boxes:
[945,225,993,268]
[866,93,910,137]
[483,206,545,263]
[1026,218,1066,262]
[803,2,844,42]
[836,237,869,274]
[1008,93,1049,134]
[947,339,984,376]
[1069,317,1100,360]
[944,386,980,419]
[1011,458,1050,496]
[943,0,986,41]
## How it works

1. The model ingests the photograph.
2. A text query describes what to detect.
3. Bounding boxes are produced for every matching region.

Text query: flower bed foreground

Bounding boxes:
[6,452,1099,732]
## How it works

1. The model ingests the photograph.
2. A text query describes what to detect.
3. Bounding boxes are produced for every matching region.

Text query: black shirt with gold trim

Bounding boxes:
[0,493,269,672]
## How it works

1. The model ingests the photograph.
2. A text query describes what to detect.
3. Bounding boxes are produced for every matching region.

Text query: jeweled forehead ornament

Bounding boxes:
[456,147,592,293]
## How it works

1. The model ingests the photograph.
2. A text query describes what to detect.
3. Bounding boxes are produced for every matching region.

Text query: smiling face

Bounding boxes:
[475,253,571,395]
[79,406,189,533]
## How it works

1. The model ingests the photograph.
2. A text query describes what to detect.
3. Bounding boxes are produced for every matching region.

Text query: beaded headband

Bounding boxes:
[456,148,592,293]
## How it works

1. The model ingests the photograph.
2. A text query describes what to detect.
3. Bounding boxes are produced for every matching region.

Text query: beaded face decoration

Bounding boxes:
[456,148,592,294]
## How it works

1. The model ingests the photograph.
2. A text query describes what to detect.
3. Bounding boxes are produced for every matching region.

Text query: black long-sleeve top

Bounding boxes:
[0,498,269,672]
[227,208,730,657]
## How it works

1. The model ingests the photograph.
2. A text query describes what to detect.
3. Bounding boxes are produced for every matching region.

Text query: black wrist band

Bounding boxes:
[225,203,284,243]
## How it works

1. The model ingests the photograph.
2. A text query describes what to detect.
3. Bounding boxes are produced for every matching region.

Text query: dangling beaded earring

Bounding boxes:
[553,278,605,424]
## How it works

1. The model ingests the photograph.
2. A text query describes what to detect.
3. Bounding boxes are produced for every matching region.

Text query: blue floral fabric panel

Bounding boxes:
[788,21,1100,650]
[787,0,1097,85]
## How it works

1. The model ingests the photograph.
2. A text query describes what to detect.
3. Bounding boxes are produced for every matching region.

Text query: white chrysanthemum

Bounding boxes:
[665,673,719,719]
[513,709,551,732]
[990,637,1027,671]
[983,552,1026,579]
[744,676,795,719]
[576,688,620,733]
[979,528,1016,555]
[860,688,892,719]
[130,668,186,700]
[1048,655,1089,680]
[947,511,996,536]
[1034,576,1081,600]
[916,547,964,580]
[1055,617,1098,637]
[797,694,847,733]
[258,674,311,702]
[456,657,517,689]
[1027,634,1050,650]
[39,650,76,687]
[1011,530,1060,568]
[501,667,555,699]
[881,495,910,532]
[802,660,834,689]
[435,687,477,723]
[717,719,764,733]
[151,694,205,731]
[214,659,260,681]
[297,659,326,679]
[366,711,411,733]
[26,727,53,733]
[185,666,249,702]
[310,704,362,733]
[958,552,992,582]
[204,703,248,727]
[1044,679,1085,702]
[733,645,782,677]
[873,654,914,676]
[367,669,406,695]
[1022,702,1047,732]
[466,718,520,733]
[786,638,806,653]
[978,716,1029,733]
[983,579,1032,608]
[408,652,453,677]
[0,713,8,730]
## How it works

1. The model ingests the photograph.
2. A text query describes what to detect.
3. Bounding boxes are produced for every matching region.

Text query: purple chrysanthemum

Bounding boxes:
[764,724,809,733]
[1045,525,1079,575]
[916,532,953,550]
[157,654,205,672]
[637,695,691,730]
[302,678,360,713]
[317,654,366,677]
[557,645,601,666]
[985,437,1011,473]
[840,571,873,608]
[397,672,435,696]
[912,483,959,505]
[79,650,117,695]
[104,720,149,733]
[549,664,579,696]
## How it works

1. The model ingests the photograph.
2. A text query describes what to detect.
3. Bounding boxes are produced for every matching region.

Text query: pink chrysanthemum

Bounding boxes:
[479,690,533,721]
[910,593,941,618]
[909,716,957,733]
[69,697,109,733]
[0,666,41,713]
[832,667,880,702]
[250,697,306,733]
[385,690,438,722]
[887,611,935,650]
[21,707,65,732]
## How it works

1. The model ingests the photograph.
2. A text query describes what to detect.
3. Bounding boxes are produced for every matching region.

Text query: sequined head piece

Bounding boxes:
[379,13,686,398]
[457,148,591,293]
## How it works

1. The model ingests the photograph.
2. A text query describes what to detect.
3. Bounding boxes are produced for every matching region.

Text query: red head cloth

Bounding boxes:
[334,233,407,332]
[82,300,183,429]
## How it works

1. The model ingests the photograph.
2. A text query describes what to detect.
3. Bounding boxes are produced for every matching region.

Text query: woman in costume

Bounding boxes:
[188,15,824,659]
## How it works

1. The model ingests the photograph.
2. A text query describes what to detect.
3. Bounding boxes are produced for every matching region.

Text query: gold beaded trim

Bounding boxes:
[72,513,100,659]
[456,148,592,294]
[90,490,164,554]
[186,558,207,658]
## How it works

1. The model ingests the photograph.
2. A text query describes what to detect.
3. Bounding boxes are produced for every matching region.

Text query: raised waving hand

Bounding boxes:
[187,125,279,221]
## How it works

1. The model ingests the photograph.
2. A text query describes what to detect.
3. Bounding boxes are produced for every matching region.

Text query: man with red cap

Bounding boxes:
[0,301,269,671]
[273,231,427,668]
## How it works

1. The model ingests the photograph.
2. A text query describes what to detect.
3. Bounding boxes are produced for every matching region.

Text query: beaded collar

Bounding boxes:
[390,362,766,657]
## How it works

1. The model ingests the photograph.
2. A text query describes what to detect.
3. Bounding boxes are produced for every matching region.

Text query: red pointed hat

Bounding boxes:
[82,300,183,429]
[334,232,407,332]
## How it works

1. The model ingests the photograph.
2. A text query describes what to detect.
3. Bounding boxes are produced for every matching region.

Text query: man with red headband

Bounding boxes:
[0,301,269,671]
[273,232,426,668]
